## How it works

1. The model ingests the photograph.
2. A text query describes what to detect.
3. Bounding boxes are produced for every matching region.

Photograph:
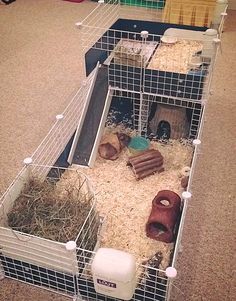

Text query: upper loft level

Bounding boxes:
[77,0,228,102]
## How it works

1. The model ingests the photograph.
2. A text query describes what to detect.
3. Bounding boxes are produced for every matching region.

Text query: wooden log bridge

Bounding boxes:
[127,149,164,180]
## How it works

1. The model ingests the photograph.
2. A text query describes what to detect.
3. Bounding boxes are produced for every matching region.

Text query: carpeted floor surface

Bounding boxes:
[0,1,235,301]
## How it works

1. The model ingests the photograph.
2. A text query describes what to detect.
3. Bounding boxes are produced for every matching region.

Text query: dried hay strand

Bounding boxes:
[7,172,95,244]
[70,130,193,269]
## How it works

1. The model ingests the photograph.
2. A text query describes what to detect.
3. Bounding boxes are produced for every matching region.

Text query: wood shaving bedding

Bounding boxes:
[68,132,193,269]
[148,40,203,73]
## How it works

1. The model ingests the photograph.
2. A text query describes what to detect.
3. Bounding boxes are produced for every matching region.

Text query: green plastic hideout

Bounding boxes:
[128,136,150,154]
[120,0,165,9]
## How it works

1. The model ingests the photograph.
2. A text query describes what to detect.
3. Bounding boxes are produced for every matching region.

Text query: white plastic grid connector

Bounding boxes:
[65,241,77,251]
[182,191,192,200]
[56,114,64,121]
[98,0,105,3]
[213,38,221,45]
[75,22,83,29]
[165,267,177,278]
[140,30,149,39]
[23,157,33,165]
[193,139,201,146]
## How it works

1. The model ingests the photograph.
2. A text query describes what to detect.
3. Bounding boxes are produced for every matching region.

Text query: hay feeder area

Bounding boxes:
[7,172,93,244]
[0,166,99,278]
[70,126,194,271]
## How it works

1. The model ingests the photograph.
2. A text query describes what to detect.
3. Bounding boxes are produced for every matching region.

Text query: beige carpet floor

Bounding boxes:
[0,1,235,300]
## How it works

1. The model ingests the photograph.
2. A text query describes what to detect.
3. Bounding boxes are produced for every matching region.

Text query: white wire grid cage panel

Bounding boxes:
[107,30,217,101]
[0,165,100,298]
[79,0,228,53]
[76,188,197,301]
[168,92,206,268]
[83,0,228,28]
[30,69,96,179]
[80,20,219,104]
[110,88,204,139]
[76,247,169,301]
[80,0,120,52]
[167,113,204,300]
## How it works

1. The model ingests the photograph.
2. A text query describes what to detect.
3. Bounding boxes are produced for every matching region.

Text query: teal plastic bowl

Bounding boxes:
[128,136,150,155]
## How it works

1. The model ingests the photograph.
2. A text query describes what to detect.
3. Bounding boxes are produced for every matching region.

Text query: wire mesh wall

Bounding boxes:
[107,30,216,101]
[79,0,228,54]
[79,14,221,113]
[79,0,120,52]
[110,89,203,139]
[30,69,97,178]
[76,247,169,301]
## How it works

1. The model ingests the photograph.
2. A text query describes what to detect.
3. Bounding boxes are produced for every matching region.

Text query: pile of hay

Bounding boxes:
[8,173,95,244]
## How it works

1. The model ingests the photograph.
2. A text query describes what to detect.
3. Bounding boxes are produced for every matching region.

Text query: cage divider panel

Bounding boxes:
[72,66,108,166]
[144,70,205,100]
[85,28,128,76]
[77,273,167,301]
[189,103,203,138]
[139,94,150,135]
[109,62,143,92]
